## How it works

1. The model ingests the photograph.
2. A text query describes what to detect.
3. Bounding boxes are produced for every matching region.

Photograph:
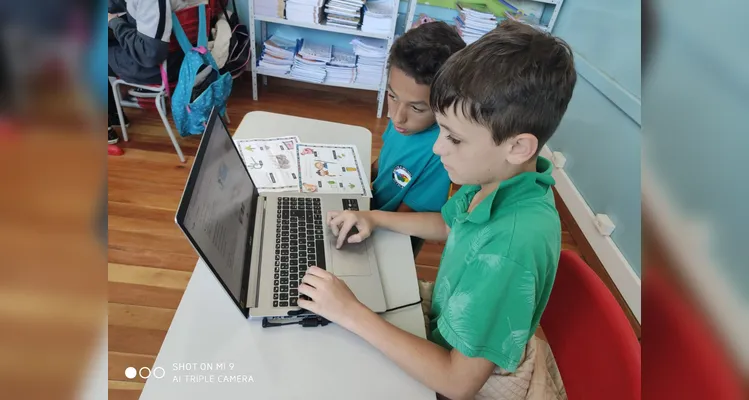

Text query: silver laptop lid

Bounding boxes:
[175,108,259,318]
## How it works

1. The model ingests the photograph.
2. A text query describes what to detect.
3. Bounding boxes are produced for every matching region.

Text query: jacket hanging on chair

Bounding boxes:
[170,4,232,137]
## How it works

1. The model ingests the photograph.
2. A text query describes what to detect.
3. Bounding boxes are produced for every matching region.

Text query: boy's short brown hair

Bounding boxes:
[430,20,577,148]
[388,21,466,86]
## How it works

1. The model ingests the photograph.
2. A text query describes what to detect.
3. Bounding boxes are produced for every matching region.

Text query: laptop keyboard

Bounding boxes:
[273,197,326,308]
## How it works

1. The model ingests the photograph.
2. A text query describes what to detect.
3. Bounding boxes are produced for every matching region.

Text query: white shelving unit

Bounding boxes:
[531,0,564,32]
[248,0,410,117]
[404,0,564,34]
[254,15,392,40]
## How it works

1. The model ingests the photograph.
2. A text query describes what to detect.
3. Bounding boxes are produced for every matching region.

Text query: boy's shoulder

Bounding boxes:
[491,195,561,268]
[444,184,560,264]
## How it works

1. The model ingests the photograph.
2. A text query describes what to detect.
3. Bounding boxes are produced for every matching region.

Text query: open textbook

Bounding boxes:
[234,138,372,197]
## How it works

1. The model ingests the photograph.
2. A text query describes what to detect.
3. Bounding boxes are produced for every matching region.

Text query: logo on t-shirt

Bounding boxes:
[392,165,412,188]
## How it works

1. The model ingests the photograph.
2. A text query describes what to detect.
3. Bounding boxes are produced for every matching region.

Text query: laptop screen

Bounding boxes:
[179,113,257,305]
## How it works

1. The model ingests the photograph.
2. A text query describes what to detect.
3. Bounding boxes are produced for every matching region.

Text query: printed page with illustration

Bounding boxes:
[234,136,301,192]
[296,143,372,197]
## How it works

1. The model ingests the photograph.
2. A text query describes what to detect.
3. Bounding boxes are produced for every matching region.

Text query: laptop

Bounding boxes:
[175,108,387,319]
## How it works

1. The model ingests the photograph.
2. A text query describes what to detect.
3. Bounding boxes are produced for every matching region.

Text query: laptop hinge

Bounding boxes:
[245,197,265,309]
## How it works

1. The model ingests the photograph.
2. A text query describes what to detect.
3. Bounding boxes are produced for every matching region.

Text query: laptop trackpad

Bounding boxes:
[328,236,372,276]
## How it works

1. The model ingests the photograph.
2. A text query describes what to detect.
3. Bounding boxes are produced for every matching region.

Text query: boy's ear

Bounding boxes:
[506,133,538,165]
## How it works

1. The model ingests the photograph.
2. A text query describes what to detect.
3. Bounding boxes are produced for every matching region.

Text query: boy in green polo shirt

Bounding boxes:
[299,20,576,399]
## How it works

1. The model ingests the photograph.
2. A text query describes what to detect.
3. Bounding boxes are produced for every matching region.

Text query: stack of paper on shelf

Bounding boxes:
[285,0,325,25]
[324,0,365,30]
[325,46,357,84]
[257,35,299,75]
[351,37,387,87]
[455,2,497,44]
[254,0,284,18]
[361,0,393,34]
[290,40,332,83]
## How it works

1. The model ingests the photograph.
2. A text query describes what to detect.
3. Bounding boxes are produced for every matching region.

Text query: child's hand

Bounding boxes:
[298,266,367,329]
[327,210,375,249]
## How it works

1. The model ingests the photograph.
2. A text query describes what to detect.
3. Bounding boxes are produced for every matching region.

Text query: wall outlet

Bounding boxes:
[551,151,567,169]
[594,213,616,236]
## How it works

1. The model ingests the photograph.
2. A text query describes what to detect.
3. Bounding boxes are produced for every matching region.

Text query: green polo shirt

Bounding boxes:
[427,157,561,372]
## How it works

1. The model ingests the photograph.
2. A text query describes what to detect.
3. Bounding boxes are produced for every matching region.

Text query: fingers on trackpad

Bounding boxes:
[328,237,371,276]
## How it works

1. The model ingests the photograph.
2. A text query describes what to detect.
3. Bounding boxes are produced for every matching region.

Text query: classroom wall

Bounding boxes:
[548,0,642,275]
[644,1,748,297]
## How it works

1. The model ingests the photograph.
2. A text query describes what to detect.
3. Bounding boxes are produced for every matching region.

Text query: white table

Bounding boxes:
[140,112,436,399]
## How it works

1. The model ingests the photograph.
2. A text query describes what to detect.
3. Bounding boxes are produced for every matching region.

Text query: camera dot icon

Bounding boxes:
[125,367,137,379]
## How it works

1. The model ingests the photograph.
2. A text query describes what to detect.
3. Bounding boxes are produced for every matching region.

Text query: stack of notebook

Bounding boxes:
[290,40,332,83]
[351,37,387,87]
[285,0,326,25]
[254,0,285,17]
[455,2,497,44]
[257,35,299,75]
[325,47,357,84]
[323,0,365,30]
[361,0,393,34]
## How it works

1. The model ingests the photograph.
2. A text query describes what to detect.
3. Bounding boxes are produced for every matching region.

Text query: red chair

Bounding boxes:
[643,267,743,399]
[540,250,641,400]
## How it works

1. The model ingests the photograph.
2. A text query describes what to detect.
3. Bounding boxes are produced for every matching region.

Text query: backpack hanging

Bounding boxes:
[171,4,233,137]
[217,0,251,78]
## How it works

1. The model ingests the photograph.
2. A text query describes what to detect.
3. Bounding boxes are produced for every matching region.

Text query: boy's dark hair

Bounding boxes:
[430,20,577,148]
[388,21,466,85]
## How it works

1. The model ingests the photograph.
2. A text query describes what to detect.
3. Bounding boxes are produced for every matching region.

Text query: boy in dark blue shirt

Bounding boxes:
[371,22,465,213]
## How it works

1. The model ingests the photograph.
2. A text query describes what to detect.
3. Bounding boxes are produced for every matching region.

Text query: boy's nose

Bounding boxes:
[433,136,446,156]
[393,104,407,125]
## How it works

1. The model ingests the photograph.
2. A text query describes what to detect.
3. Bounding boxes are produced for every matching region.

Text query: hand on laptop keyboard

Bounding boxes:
[327,210,374,249]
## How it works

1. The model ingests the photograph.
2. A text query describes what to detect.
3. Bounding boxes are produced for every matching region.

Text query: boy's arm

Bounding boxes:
[108,0,126,13]
[328,210,449,248]
[396,202,413,212]
[298,268,494,400]
[371,210,447,240]
[345,304,495,399]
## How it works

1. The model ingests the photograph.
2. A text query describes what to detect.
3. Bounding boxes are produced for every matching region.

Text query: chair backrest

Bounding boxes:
[643,267,743,399]
[169,1,220,54]
[540,250,641,400]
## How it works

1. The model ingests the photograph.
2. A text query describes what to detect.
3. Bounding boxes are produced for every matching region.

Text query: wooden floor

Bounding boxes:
[107,77,582,399]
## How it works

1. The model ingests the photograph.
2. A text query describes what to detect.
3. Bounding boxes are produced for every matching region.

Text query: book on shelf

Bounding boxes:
[290,40,332,83]
[325,46,357,84]
[285,0,326,25]
[455,2,498,44]
[361,0,394,34]
[254,0,285,18]
[351,37,387,86]
[323,0,365,30]
[257,35,300,75]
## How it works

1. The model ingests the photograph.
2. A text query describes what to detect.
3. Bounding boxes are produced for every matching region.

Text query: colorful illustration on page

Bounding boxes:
[296,143,372,197]
[234,136,301,192]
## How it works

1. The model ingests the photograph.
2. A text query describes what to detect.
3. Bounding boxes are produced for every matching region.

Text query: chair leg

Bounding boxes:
[156,93,185,163]
[109,79,129,142]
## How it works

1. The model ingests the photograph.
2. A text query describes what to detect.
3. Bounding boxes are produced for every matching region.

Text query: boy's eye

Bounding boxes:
[446,135,461,145]
[411,106,425,113]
